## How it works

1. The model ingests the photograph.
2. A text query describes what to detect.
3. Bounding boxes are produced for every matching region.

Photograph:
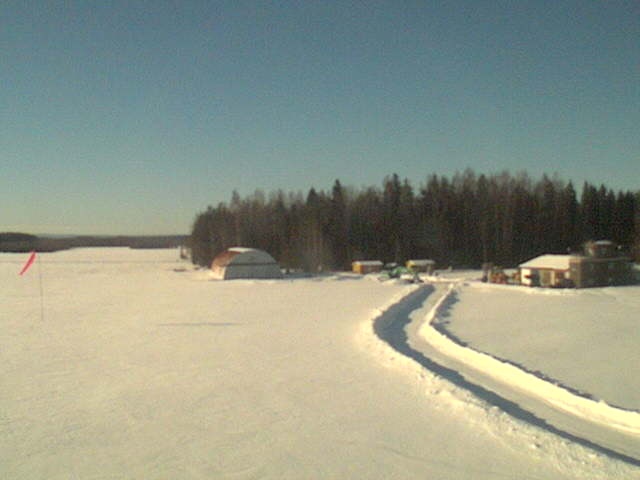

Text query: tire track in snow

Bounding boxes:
[373,285,640,468]
[424,284,640,433]
[430,289,637,413]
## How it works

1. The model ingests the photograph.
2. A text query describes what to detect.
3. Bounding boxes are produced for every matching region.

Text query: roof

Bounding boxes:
[212,247,279,268]
[407,259,435,265]
[228,247,256,253]
[519,254,571,270]
[352,260,383,266]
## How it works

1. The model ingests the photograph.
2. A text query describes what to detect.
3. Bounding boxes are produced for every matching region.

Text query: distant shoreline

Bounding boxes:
[0,232,188,253]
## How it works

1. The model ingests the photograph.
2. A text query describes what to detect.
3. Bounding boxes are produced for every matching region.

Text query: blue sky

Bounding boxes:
[2,1,638,235]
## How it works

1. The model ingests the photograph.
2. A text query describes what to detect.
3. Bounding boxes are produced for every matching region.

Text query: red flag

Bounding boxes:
[19,251,37,276]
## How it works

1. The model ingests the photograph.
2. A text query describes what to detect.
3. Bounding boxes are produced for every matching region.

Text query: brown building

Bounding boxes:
[352,260,383,274]
[406,259,436,274]
[569,241,633,288]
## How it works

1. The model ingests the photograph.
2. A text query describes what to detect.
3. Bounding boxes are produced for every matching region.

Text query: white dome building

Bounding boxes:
[210,247,283,280]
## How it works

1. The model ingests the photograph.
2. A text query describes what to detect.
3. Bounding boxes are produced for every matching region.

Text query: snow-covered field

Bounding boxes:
[437,282,640,411]
[2,248,639,479]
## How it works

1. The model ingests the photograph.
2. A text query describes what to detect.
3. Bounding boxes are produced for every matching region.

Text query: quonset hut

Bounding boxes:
[211,247,283,280]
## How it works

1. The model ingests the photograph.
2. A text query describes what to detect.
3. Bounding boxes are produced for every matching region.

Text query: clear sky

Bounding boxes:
[2,1,638,235]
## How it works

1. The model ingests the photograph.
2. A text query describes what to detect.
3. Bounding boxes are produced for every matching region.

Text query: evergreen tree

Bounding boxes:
[580,182,599,241]
[476,174,491,263]
[382,174,402,263]
[328,180,349,269]
[559,182,580,251]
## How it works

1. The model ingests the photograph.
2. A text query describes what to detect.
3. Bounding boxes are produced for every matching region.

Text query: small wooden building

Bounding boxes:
[519,255,571,287]
[406,259,436,274]
[352,260,383,274]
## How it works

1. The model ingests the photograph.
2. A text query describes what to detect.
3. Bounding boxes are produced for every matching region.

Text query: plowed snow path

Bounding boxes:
[373,283,640,466]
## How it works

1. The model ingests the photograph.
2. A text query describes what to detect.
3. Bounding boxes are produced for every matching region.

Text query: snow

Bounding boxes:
[407,259,435,266]
[518,254,571,270]
[228,247,258,253]
[2,248,639,479]
[439,282,640,411]
[417,283,640,454]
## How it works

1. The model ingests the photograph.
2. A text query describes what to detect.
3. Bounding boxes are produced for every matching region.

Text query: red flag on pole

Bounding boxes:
[19,251,37,276]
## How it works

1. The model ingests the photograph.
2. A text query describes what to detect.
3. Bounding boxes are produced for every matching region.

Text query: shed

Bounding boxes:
[406,259,436,274]
[352,260,383,274]
[518,254,571,287]
[211,247,283,280]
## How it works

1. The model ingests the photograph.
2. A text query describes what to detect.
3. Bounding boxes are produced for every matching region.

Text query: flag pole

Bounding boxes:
[38,254,44,321]
[19,251,44,320]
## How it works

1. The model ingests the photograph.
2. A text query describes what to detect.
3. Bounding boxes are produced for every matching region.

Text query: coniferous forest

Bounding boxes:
[190,170,639,270]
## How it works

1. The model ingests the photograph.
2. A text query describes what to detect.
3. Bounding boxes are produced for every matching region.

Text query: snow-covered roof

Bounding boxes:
[352,260,383,266]
[212,247,279,268]
[228,247,257,253]
[407,259,435,265]
[518,254,571,270]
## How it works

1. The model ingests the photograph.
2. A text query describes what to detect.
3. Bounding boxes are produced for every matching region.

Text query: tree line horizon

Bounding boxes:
[189,170,639,270]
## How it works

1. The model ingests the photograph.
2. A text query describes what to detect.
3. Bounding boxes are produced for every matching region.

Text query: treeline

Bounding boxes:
[190,170,639,270]
[0,234,188,253]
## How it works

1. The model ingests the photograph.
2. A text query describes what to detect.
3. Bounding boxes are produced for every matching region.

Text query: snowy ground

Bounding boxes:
[1,248,639,479]
[410,280,640,462]
[437,282,640,411]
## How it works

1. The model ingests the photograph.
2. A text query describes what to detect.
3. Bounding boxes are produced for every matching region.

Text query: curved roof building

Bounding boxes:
[211,247,282,280]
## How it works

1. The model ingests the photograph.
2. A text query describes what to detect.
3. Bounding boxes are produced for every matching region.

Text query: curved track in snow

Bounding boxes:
[373,284,640,467]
